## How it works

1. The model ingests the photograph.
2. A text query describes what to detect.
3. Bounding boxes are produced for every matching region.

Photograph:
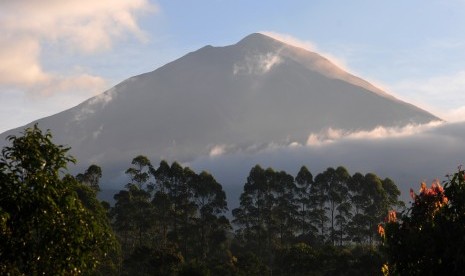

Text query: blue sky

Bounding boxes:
[1,0,465,133]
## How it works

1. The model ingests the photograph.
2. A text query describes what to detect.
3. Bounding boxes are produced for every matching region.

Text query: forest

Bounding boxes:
[108,155,402,275]
[105,156,403,275]
[2,125,465,275]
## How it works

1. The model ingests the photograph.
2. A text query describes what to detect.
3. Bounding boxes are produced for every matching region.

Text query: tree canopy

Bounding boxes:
[0,124,119,275]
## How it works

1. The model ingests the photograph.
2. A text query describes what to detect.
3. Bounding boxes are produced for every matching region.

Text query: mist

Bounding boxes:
[190,121,462,204]
[92,121,465,208]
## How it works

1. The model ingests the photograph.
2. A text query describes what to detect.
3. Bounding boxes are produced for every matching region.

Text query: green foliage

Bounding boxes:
[233,251,271,276]
[233,165,400,253]
[112,157,232,274]
[0,124,119,275]
[178,261,211,276]
[190,171,231,261]
[72,179,122,275]
[346,172,401,246]
[273,244,384,276]
[232,165,299,262]
[125,155,151,189]
[295,166,315,236]
[122,245,183,276]
[381,168,465,275]
[273,243,318,275]
[76,164,102,192]
[316,166,351,245]
[231,164,402,275]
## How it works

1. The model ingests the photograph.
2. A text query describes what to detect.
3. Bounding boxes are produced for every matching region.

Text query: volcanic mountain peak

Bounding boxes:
[235,33,283,49]
[0,33,440,175]
[234,33,392,99]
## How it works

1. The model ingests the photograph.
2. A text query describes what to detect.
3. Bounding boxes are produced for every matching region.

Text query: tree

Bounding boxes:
[273,243,318,276]
[76,164,102,192]
[311,172,330,242]
[112,190,136,251]
[232,165,272,260]
[112,155,154,252]
[295,166,314,237]
[155,162,197,256]
[125,155,151,190]
[151,160,172,246]
[362,173,388,246]
[0,124,119,275]
[346,172,392,245]
[233,165,299,269]
[72,176,122,275]
[190,171,230,262]
[330,167,351,245]
[272,170,298,247]
[314,167,350,245]
[381,168,465,275]
[347,172,368,244]
[113,158,198,275]
[122,245,183,276]
[382,177,404,211]
[335,201,352,246]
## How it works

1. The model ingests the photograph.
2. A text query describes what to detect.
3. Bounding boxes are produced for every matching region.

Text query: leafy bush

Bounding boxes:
[380,167,465,275]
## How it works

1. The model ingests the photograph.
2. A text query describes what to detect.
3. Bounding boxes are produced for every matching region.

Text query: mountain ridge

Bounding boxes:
[237,33,398,100]
[0,33,440,179]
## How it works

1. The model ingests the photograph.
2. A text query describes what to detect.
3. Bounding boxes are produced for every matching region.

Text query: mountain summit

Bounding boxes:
[1,33,439,175]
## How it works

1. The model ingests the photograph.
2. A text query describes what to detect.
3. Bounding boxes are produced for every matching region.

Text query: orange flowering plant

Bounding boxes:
[379,168,465,275]
[407,180,449,227]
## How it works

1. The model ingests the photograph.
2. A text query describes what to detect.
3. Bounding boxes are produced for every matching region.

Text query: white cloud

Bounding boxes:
[189,121,465,205]
[0,0,155,89]
[88,89,115,106]
[0,37,48,85]
[1,0,154,53]
[233,52,282,75]
[288,141,301,148]
[306,121,443,146]
[73,88,116,122]
[0,34,107,97]
[209,145,227,157]
[261,31,350,72]
[261,31,318,52]
[442,106,465,123]
[33,73,107,97]
[93,125,104,139]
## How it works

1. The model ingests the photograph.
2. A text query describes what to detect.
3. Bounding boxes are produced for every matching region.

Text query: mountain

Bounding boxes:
[0,33,440,187]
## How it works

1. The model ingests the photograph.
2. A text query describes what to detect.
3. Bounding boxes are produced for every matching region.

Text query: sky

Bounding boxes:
[1,0,465,133]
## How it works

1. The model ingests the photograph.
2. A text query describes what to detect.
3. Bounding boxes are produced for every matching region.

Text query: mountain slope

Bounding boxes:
[0,33,439,176]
